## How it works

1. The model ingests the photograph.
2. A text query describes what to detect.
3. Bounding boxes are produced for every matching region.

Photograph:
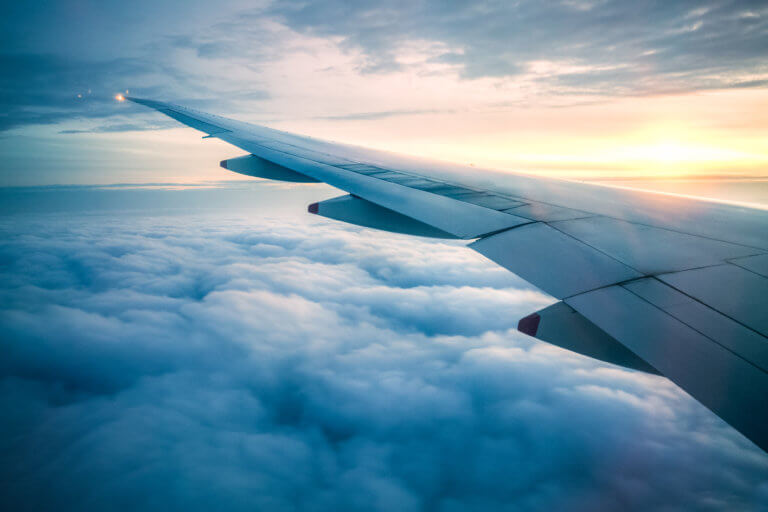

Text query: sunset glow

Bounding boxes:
[322,88,768,181]
[3,2,767,194]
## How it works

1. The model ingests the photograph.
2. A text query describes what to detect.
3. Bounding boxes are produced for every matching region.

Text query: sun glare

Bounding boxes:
[613,142,749,164]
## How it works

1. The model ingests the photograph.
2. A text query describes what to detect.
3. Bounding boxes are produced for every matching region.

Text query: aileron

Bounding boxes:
[470,223,642,298]
[566,285,768,453]
[659,265,768,337]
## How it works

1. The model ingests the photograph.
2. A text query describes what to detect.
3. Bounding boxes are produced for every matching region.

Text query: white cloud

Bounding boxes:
[0,196,766,510]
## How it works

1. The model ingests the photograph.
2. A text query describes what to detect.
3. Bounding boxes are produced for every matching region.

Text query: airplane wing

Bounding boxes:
[125,96,768,452]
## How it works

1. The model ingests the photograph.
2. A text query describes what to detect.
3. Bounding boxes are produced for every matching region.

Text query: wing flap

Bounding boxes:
[729,253,768,278]
[659,264,768,337]
[519,301,659,374]
[551,216,763,275]
[623,277,768,372]
[566,285,768,452]
[503,202,593,222]
[469,223,642,298]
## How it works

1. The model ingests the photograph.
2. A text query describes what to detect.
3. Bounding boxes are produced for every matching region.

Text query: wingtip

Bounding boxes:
[122,96,168,110]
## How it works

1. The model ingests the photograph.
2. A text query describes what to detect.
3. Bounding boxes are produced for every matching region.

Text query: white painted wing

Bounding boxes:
[126,97,768,452]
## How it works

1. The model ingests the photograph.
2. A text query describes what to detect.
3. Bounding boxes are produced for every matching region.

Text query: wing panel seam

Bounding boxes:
[619,278,768,374]
[231,136,532,219]
[655,268,768,340]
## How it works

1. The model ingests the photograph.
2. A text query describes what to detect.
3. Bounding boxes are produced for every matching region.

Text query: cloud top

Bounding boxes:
[1,188,766,510]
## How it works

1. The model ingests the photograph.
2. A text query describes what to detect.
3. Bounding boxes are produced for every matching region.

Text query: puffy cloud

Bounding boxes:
[0,187,767,511]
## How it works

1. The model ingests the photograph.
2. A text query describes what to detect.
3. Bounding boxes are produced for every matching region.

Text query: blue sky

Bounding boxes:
[2,1,768,510]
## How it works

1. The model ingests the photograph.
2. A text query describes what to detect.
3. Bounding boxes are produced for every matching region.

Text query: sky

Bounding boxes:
[0,0,767,187]
[2,1,768,510]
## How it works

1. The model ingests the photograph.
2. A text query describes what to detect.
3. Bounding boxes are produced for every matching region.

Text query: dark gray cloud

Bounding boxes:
[0,31,269,132]
[0,52,195,132]
[2,1,766,133]
[268,0,768,93]
[0,0,278,133]
[0,53,137,131]
[0,46,268,132]
[0,185,767,511]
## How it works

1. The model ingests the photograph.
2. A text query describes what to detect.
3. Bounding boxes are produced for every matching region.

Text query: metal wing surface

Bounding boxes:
[126,96,768,452]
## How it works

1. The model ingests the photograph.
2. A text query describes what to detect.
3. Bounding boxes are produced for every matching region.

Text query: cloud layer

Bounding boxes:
[1,188,767,511]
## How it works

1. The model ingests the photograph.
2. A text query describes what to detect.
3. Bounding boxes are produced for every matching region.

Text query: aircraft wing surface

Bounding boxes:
[126,96,768,452]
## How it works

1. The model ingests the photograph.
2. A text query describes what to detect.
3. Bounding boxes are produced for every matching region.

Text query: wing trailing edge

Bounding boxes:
[519,301,659,374]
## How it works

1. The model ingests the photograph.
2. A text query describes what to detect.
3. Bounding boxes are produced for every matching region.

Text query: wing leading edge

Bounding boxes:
[125,96,768,452]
